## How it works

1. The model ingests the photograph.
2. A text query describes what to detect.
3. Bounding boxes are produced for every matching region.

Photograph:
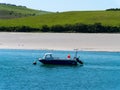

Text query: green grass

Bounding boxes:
[0,11,120,28]
[0,3,52,19]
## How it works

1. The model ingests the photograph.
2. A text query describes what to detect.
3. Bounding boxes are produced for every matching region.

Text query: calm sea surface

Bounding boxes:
[0,49,120,90]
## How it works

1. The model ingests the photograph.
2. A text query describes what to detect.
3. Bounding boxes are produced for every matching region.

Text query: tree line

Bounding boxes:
[0,3,27,8]
[0,23,120,33]
[106,8,120,11]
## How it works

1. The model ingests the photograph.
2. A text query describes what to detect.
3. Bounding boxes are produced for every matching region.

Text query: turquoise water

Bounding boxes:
[0,49,120,90]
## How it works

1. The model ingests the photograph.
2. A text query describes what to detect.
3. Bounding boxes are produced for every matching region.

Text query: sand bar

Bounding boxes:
[0,32,120,52]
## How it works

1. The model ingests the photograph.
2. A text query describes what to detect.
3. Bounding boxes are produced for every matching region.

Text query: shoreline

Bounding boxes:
[0,32,120,52]
[0,48,120,53]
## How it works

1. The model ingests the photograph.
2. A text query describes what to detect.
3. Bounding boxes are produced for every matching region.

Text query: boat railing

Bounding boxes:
[53,57,60,60]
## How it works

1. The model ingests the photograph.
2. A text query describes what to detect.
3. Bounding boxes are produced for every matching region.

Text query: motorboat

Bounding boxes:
[33,50,83,65]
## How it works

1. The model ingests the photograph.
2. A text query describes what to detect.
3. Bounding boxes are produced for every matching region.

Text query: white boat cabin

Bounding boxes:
[43,53,54,60]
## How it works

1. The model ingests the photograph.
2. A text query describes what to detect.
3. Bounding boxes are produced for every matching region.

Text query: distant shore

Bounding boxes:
[0,32,120,52]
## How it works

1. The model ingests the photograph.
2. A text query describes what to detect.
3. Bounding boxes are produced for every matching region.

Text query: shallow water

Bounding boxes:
[0,49,120,90]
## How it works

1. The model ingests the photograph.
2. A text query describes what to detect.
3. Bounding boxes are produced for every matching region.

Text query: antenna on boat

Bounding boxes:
[74,49,78,58]
[74,49,83,65]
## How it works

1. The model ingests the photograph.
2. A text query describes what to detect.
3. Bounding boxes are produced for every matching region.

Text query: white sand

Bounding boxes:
[0,32,120,52]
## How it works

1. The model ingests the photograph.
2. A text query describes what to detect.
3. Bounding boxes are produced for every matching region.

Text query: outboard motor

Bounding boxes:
[76,58,83,65]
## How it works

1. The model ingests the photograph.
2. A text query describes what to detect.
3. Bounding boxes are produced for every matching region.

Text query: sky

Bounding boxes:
[0,0,120,12]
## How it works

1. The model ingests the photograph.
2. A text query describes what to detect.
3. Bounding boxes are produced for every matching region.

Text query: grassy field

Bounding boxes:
[0,10,120,28]
[0,3,52,19]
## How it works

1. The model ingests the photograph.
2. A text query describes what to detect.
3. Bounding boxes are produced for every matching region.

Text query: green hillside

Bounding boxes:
[0,3,52,19]
[0,11,120,27]
[0,10,120,32]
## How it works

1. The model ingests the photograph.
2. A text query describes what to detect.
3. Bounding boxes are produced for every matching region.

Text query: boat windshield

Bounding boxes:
[43,53,54,60]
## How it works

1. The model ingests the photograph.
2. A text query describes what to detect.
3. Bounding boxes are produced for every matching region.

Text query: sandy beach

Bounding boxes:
[0,32,120,52]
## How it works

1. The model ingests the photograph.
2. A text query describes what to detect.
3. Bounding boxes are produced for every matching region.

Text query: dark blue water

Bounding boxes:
[0,49,120,90]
